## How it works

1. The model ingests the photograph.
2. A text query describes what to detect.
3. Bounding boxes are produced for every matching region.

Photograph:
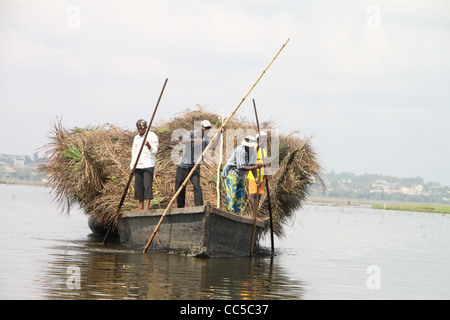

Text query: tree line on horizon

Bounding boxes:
[311,171,450,204]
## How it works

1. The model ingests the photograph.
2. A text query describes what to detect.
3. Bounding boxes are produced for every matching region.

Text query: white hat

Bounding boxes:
[201,120,212,128]
[241,135,258,147]
[256,131,267,139]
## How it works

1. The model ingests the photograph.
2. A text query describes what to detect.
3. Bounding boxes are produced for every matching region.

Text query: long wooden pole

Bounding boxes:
[103,78,168,244]
[143,38,289,253]
[250,99,274,256]
[265,176,275,254]
[250,99,262,257]
[216,107,224,208]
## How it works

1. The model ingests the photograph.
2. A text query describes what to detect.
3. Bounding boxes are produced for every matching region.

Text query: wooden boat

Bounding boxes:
[117,202,266,258]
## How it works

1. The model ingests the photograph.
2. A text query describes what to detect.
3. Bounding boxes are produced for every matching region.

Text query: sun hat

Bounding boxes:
[241,135,258,147]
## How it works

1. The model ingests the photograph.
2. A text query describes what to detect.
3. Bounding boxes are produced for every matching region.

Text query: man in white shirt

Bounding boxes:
[129,119,159,210]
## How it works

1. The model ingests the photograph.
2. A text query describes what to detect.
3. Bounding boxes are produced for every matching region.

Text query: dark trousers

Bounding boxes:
[175,165,203,207]
[134,167,154,200]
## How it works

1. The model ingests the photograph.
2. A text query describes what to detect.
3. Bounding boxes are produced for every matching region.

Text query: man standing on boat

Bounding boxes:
[248,131,268,214]
[175,120,222,208]
[222,135,263,214]
[130,119,159,211]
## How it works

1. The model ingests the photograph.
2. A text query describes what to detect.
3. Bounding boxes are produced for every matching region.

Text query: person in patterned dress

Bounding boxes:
[221,135,263,214]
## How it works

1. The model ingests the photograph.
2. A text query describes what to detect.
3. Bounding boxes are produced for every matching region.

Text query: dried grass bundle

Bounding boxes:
[39,107,322,238]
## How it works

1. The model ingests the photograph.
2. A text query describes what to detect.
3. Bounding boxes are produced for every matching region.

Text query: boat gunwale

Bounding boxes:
[119,205,265,228]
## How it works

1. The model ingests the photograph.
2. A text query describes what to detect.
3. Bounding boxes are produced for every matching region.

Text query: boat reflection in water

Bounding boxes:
[37,237,305,300]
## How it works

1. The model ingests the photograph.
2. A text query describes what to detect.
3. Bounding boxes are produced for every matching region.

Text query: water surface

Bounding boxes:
[1,184,449,299]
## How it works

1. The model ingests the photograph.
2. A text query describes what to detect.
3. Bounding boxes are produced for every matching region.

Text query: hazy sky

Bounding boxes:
[1,0,449,185]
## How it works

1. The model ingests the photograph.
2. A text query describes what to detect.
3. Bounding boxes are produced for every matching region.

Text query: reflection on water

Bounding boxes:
[0,185,304,300]
[37,238,304,300]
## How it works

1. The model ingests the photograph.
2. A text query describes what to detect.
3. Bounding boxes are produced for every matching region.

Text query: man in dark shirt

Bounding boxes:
[175,120,221,207]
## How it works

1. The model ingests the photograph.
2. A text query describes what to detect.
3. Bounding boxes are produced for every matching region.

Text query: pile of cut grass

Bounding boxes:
[39,107,323,238]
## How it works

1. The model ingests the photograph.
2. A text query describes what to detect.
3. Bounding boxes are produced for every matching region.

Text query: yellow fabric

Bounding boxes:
[248,147,267,180]
[248,178,265,195]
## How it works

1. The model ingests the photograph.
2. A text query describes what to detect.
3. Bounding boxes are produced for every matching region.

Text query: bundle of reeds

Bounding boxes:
[39,107,322,238]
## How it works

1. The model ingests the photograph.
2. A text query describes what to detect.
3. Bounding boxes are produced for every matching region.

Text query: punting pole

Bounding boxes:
[103,78,168,244]
[216,107,224,208]
[250,99,275,257]
[143,38,289,253]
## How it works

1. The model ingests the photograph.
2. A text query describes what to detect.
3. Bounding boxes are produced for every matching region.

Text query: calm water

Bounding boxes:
[0,184,449,300]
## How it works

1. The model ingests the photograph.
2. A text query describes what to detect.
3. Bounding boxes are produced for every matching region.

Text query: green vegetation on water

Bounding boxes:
[372,204,450,214]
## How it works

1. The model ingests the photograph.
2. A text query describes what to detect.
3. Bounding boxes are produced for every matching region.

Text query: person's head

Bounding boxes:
[256,131,268,146]
[201,120,212,135]
[241,135,257,151]
[136,119,147,136]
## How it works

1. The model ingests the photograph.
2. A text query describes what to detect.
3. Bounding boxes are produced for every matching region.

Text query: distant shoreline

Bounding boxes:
[306,197,450,214]
[2,182,448,214]
[0,179,45,186]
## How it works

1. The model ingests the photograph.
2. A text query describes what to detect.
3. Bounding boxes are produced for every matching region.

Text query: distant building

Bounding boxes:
[0,161,15,173]
[400,185,424,196]
[370,180,423,196]
[9,155,26,167]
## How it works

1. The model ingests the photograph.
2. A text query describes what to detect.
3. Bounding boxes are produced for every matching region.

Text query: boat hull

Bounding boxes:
[117,204,265,258]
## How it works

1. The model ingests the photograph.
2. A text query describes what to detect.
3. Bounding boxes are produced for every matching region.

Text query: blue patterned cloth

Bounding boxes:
[225,174,245,213]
